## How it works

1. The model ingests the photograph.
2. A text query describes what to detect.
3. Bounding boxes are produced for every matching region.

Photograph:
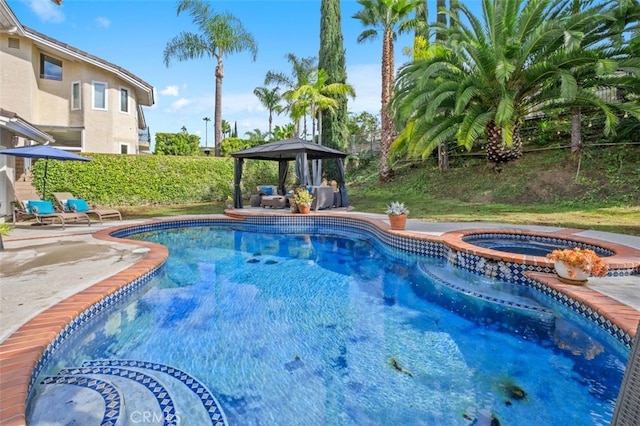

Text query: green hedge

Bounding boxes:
[32,154,280,207]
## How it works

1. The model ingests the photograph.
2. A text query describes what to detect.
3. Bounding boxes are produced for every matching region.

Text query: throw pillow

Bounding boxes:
[28,200,55,215]
[67,199,90,212]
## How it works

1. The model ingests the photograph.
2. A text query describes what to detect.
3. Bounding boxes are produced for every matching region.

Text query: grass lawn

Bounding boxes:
[117,147,640,237]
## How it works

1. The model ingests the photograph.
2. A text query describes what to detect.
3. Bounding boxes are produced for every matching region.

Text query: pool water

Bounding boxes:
[28,226,628,425]
[462,235,613,257]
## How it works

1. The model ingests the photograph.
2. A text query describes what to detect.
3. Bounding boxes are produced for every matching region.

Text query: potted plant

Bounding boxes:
[385,201,409,230]
[294,188,314,214]
[546,247,609,284]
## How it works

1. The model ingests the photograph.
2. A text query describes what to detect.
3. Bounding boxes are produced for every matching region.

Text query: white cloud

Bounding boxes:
[160,85,180,97]
[28,0,64,23]
[95,17,110,29]
[166,98,191,112]
[221,92,262,115]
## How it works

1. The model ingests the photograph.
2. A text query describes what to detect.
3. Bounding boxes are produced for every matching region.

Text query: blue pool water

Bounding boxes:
[28,226,629,425]
[462,234,614,257]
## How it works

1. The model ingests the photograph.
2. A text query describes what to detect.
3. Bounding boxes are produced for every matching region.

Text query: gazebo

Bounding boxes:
[230,137,349,209]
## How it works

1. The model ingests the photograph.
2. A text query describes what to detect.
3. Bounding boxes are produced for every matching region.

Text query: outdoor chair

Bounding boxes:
[255,185,286,209]
[13,198,91,229]
[52,192,122,223]
[310,186,334,211]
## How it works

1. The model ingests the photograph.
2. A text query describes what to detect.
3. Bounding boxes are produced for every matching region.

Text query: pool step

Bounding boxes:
[31,360,226,426]
[416,262,556,333]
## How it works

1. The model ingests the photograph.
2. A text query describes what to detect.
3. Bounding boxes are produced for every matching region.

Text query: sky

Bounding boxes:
[8,0,449,147]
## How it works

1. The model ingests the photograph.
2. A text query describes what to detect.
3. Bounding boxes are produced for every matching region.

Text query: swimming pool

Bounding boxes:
[26,222,630,425]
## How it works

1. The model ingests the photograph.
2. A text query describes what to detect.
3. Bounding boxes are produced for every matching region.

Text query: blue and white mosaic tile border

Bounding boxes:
[56,365,178,425]
[40,376,121,426]
[85,360,226,426]
[462,232,616,257]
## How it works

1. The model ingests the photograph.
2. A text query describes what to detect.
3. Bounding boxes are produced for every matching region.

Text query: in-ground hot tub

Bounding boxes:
[462,233,615,257]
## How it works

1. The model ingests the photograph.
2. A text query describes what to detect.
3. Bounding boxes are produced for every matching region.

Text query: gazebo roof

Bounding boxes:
[230,137,347,161]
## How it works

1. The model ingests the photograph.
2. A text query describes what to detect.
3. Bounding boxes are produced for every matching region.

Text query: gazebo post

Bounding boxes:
[233,157,244,208]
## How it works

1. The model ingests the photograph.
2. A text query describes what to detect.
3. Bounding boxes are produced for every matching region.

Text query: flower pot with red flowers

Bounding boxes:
[546,248,609,285]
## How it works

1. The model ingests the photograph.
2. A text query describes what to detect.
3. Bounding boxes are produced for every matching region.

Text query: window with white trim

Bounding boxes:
[40,54,62,80]
[71,81,81,110]
[120,87,129,113]
[119,143,129,154]
[92,81,107,110]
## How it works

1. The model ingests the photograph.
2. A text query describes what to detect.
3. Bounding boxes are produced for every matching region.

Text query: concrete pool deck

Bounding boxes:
[1,210,639,424]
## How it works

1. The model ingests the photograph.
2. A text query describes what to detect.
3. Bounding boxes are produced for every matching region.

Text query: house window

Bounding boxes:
[120,87,129,113]
[119,143,129,154]
[92,81,107,110]
[8,38,19,49]
[71,81,81,110]
[40,54,62,80]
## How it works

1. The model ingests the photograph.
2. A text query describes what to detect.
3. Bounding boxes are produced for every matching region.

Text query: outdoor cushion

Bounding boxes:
[67,199,90,212]
[28,200,55,215]
[260,186,273,195]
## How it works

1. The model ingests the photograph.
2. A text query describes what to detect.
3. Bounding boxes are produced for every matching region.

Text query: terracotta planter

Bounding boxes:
[388,214,407,230]
[298,204,311,214]
[554,259,589,285]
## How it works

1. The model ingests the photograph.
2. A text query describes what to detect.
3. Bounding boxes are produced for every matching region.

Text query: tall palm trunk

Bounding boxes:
[570,107,583,154]
[214,60,224,157]
[436,0,449,172]
[485,121,522,167]
[379,29,395,182]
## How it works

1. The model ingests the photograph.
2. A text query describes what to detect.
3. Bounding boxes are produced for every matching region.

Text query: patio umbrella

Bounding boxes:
[1,145,91,199]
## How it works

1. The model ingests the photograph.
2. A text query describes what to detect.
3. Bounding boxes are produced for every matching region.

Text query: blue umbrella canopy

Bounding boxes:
[1,145,91,161]
[1,145,91,198]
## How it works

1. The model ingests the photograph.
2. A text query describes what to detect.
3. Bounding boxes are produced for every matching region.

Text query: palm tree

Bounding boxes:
[163,0,258,157]
[253,86,282,137]
[265,54,318,138]
[245,128,269,141]
[288,68,356,183]
[272,123,296,140]
[220,119,232,138]
[353,0,423,182]
[392,0,640,168]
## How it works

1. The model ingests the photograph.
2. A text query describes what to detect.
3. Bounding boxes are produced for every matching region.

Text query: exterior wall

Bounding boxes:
[0,34,38,121]
[0,33,143,154]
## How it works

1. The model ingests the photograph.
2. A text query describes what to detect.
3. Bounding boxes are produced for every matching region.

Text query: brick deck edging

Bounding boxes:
[1,213,639,424]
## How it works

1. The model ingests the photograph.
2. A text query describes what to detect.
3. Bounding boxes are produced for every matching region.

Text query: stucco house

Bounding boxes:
[0,0,155,219]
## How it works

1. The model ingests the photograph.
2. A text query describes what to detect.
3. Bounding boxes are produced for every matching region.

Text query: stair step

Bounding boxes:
[30,359,227,426]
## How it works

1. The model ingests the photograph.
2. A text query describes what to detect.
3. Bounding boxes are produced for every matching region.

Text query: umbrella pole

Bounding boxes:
[42,159,48,200]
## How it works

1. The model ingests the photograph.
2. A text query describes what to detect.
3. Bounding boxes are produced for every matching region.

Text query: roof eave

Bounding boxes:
[24,28,155,106]
[0,110,55,144]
